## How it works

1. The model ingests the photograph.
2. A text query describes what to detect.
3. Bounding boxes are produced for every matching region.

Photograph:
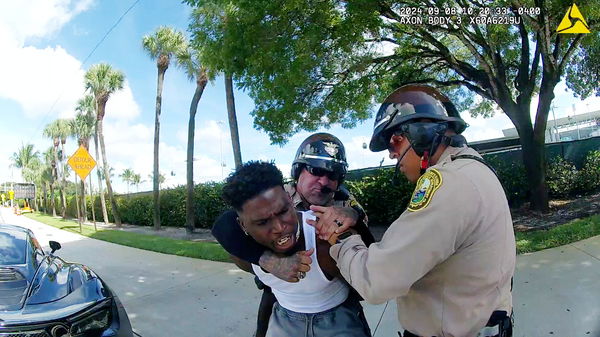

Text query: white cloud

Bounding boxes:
[99,118,228,193]
[0,44,86,119]
[462,113,513,141]
[0,2,94,119]
[105,82,141,121]
[343,135,395,170]
[177,120,229,158]
[0,0,94,44]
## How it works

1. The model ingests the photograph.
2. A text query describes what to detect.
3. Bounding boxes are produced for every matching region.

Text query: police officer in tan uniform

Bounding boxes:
[317,85,516,337]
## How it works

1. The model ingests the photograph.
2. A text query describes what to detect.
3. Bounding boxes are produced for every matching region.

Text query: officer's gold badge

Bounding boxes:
[408,169,442,212]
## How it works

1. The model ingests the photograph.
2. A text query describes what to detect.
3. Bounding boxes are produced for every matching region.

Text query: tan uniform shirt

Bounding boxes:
[331,146,516,337]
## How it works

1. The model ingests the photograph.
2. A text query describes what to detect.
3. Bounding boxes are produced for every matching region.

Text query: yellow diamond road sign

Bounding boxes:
[67,145,97,180]
[557,3,590,34]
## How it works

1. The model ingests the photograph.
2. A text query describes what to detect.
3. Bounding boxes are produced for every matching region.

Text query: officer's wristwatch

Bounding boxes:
[336,231,353,243]
[327,230,354,245]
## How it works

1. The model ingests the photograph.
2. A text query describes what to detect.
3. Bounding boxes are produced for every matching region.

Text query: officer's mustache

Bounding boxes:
[320,186,334,194]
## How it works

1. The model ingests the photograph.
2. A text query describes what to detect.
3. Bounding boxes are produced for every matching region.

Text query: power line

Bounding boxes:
[81,0,142,66]
[32,0,142,138]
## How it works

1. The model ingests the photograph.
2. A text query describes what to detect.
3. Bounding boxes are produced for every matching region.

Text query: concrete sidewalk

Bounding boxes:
[2,207,599,336]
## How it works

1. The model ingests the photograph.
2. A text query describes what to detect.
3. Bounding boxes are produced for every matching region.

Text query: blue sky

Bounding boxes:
[1,0,598,193]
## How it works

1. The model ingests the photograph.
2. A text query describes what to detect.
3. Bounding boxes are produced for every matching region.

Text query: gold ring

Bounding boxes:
[297,271,306,279]
[334,219,344,227]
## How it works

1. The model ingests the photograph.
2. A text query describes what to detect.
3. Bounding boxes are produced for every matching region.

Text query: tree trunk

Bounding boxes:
[94,122,109,224]
[52,145,63,217]
[50,182,56,217]
[153,67,166,230]
[60,142,67,218]
[74,175,81,228]
[97,111,122,226]
[225,75,243,169]
[42,184,48,214]
[80,178,87,222]
[186,70,209,235]
[89,174,96,229]
[32,193,38,212]
[520,131,549,212]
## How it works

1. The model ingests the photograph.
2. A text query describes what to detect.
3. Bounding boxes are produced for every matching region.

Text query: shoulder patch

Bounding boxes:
[408,169,443,212]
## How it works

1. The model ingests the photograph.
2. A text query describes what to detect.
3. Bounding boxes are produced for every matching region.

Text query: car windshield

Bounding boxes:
[0,231,27,265]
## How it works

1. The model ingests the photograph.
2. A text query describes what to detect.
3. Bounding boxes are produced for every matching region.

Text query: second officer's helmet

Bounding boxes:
[291,133,348,182]
[369,85,468,152]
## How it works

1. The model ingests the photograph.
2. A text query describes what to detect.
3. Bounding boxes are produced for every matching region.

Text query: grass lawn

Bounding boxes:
[516,214,600,254]
[24,212,230,262]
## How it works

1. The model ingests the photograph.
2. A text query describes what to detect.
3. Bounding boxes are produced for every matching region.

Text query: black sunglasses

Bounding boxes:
[305,166,342,181]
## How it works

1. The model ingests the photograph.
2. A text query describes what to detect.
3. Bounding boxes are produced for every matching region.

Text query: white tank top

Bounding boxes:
[252,211,349,313]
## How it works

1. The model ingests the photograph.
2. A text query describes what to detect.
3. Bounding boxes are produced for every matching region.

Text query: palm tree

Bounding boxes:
[142,26,187,230]
[148,173,165,189]
[178,47,210,234]
[42,147,57,217]
[77,94,107,225]
[131,173,143,192]
[224,75,242,169]
[84,63,125,226]
[36,163,53,214]
[11,144,41,210]
[56,119,71,218]
[120,169,135,194]
[70,109,96,222]
[43,120,69,217]
[10,144,40,183]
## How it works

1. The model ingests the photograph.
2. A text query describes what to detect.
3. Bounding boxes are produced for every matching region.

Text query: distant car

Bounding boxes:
[0,224,133,337]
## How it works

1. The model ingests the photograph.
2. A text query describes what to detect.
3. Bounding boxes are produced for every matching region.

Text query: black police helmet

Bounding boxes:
[369,85,468,152]
[291,133,348,181]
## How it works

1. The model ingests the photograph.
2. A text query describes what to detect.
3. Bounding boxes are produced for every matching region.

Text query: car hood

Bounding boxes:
[0,276,109,326]
[0,257,110,325]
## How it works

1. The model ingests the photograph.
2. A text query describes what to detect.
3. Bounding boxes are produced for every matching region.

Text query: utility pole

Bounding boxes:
[551,103,558,142]
[573,104,581,140]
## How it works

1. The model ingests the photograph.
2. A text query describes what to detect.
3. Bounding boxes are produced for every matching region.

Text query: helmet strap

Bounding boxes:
[420,151,430,175]
[392,143,412,186]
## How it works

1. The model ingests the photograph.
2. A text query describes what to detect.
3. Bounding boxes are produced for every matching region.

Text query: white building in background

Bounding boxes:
[502,109,600,142]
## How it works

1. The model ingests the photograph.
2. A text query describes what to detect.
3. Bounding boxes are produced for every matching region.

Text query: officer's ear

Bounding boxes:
[388,133,405,151]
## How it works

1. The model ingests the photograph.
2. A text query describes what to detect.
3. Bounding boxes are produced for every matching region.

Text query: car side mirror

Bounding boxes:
[49,241,61,254]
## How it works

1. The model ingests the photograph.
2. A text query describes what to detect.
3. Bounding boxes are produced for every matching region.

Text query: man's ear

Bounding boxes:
[236,216,249,236]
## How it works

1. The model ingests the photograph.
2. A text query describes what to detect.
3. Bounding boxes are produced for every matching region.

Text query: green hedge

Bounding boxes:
[347,150,600,226]
[57,150,599,229]
[62,183,228,229]
[346,168,414,227]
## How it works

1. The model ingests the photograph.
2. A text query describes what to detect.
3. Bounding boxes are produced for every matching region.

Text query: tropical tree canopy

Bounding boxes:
[186,0,599,210]
[71,112,96,147]
[84,63,125,114]
[142,26,188,70]
[187,0,599,142]
[11,144,40,183]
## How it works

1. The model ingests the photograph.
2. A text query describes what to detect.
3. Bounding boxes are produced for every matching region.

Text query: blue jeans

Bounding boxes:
[266,297,372,337]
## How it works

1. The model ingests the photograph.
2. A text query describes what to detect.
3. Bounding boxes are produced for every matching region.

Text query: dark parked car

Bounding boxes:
[0,224,133,337]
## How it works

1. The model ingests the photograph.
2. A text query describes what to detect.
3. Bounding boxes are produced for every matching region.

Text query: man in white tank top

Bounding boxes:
[222,161,371,337]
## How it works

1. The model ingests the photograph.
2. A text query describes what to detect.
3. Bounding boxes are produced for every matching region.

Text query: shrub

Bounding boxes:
[110,182,227,229]
[119,194,153,226]
[346,168,414,227]
[576,150,600,193]
[546,157,578,197]
[484,155,528,207]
